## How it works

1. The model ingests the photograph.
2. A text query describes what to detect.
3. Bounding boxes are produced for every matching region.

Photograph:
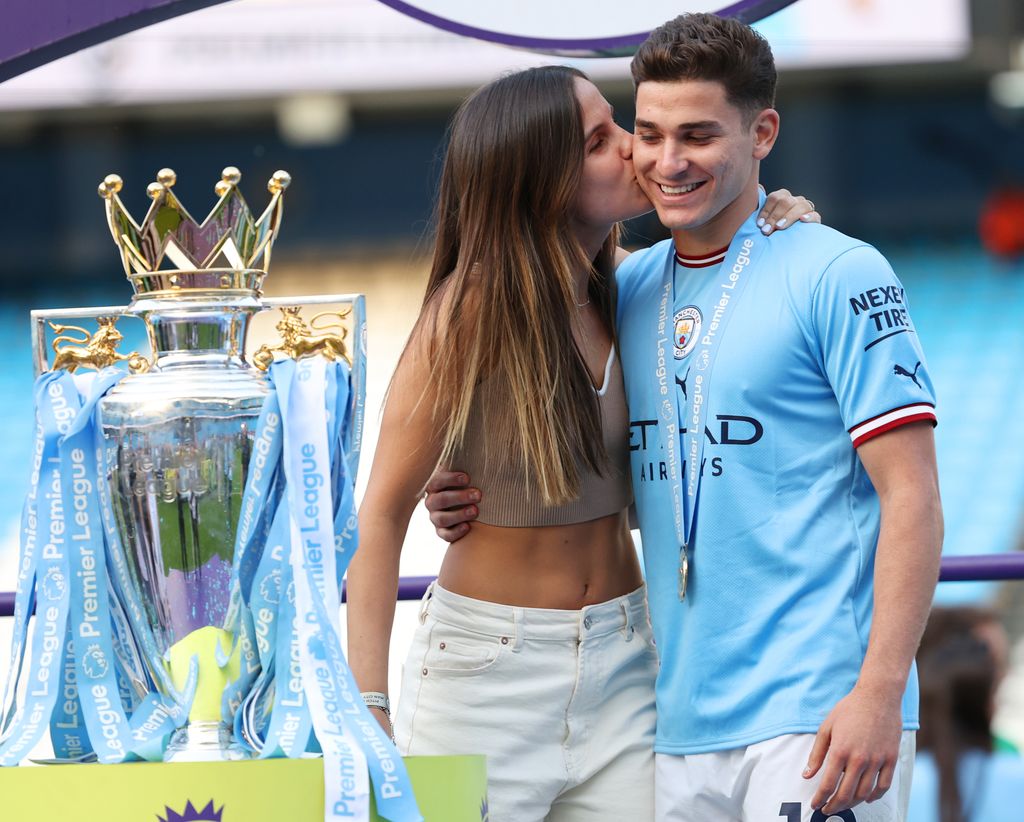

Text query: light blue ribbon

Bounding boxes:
[48,626,87,760]
[220,391,285,729]
[0,371,78,765]
[60,368,137,763]
[276,358,422,822]
[0,417,45,735]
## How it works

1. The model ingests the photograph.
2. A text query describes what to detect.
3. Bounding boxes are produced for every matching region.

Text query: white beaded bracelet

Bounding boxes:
[361,691,391,716]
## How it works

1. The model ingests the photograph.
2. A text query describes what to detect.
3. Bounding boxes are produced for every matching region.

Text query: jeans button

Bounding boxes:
[583,616,593,630]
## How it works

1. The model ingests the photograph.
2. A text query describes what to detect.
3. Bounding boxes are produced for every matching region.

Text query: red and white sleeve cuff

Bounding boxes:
[849,403,937,448]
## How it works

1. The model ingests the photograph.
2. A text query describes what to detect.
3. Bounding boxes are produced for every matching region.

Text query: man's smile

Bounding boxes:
[658,181,707,196]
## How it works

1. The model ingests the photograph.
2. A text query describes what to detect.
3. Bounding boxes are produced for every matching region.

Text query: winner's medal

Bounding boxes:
[658,213,767,600]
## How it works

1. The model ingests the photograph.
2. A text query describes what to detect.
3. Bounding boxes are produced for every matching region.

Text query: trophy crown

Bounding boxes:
[98,166,291,295]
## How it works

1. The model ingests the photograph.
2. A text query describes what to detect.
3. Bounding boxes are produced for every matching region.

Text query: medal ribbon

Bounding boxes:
[658,216,766,598]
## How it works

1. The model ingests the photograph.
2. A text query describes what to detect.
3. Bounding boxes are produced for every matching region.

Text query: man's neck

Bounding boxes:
[671,183,760,258]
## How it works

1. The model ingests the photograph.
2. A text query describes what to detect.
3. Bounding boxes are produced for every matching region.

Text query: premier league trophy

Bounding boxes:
[5,166,360,763]
[93,166,286,760]
[0,165,427,822]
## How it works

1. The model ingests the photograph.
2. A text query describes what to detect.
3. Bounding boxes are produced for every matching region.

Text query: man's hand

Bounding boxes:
[804,684,903,815]
[423,470,480,542]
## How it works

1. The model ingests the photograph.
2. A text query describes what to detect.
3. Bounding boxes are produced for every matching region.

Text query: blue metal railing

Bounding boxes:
[2,555,1024,617]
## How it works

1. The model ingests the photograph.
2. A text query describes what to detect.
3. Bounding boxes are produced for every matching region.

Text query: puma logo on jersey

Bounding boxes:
[893,361,922,388]
[677,368,689,401]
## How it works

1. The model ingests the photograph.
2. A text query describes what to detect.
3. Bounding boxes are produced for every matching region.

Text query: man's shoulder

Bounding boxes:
[615,238,674,294]
[768,222,893,290]
[769,221,878,264]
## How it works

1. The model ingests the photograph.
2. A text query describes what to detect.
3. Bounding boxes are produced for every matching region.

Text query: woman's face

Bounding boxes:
[572,78,653,235]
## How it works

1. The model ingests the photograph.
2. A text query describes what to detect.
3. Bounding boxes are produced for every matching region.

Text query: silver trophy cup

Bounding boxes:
[29,167,365,761]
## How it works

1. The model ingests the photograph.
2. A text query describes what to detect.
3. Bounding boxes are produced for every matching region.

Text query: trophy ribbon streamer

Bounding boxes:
[58,369,135,762]
[0,411,45,736]
[261,557,315,758]
[0,370,200,765]
[0,372,79,765]
[275,358,422,822]
[221,392,285,732]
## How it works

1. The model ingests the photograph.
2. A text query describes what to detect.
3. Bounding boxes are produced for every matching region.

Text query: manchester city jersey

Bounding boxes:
[616,202,937,754]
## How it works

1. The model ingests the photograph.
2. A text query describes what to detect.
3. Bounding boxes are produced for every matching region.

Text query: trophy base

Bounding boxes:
[164,721,251,762]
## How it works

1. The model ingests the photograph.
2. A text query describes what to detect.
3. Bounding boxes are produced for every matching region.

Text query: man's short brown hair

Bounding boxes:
[631,13,777,125]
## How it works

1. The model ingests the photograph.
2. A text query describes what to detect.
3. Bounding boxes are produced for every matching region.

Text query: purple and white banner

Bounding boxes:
[0,0,970,91]
[375,1,798,52]
[0,0,971,111]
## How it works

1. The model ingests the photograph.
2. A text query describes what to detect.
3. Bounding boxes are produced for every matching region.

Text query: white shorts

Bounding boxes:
[655,731,916,822]
[393,582,658,822]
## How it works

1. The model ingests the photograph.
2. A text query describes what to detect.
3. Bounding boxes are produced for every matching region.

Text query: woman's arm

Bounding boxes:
[346,319,445,732]
[756,187,820,234]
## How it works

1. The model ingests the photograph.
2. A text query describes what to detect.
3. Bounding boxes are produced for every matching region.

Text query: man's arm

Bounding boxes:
[422,470,480,541]
[805,420,943,814]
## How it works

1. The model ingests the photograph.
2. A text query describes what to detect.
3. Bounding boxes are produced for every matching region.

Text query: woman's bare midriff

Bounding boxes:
[436,510,642,610]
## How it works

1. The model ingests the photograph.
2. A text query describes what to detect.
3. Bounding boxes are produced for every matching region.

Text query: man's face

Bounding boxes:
[633,79,776,247]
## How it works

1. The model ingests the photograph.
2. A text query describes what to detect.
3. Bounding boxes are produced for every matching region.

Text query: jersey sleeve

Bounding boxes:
[809,244,937,448]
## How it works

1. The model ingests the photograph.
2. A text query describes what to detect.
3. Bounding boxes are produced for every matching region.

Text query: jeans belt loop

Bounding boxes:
[621,599,634,640]
[418,580,435,625]
[510,607,524,652]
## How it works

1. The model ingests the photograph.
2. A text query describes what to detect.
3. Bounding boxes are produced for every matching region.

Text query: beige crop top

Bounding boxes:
[449,346,633,527]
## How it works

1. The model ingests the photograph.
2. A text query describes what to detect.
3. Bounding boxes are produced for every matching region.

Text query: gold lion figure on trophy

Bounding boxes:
[252,306,351,371]
[48,317,150,373]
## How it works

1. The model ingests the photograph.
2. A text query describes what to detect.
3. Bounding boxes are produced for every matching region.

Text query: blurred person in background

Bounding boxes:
[908,607,1024,822]
[917,606,1016,753]
[346,64,815,822]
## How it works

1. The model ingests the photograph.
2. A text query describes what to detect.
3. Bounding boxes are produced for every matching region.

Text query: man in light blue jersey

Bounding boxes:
[426,13,942,821]
[613,13,942,821]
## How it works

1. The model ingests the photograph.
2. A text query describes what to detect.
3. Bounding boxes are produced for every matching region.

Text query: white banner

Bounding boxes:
[0,0,973,126]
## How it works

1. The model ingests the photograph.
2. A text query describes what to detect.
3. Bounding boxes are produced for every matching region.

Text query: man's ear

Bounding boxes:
[752,108,780,160]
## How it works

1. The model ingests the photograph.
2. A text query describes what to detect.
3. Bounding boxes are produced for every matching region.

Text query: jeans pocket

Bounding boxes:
[421,624,507,677]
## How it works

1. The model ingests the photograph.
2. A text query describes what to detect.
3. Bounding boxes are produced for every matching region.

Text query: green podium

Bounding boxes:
[0,755,487,821]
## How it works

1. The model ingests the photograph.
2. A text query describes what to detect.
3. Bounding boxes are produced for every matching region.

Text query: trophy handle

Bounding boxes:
[251,306,353,371]
[255,294,367,479]
[31,307,150,376]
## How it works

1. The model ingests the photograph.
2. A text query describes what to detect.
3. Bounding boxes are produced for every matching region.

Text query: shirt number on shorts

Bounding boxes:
[780,801,857,822]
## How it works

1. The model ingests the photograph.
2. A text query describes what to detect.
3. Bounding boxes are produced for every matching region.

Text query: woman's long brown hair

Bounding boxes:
[415,66,620,506]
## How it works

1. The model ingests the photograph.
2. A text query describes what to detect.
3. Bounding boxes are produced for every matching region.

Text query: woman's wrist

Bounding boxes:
[361,691,391,716]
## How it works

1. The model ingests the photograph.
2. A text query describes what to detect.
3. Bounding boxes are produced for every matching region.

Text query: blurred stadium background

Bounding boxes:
[2,0,1024,753]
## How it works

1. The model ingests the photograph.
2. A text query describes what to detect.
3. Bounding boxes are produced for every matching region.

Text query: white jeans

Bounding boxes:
[655,731,916,822]
[393,582,658,822]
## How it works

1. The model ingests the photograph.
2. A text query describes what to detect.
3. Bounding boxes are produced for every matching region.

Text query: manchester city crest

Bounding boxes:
[674,306,702,360]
